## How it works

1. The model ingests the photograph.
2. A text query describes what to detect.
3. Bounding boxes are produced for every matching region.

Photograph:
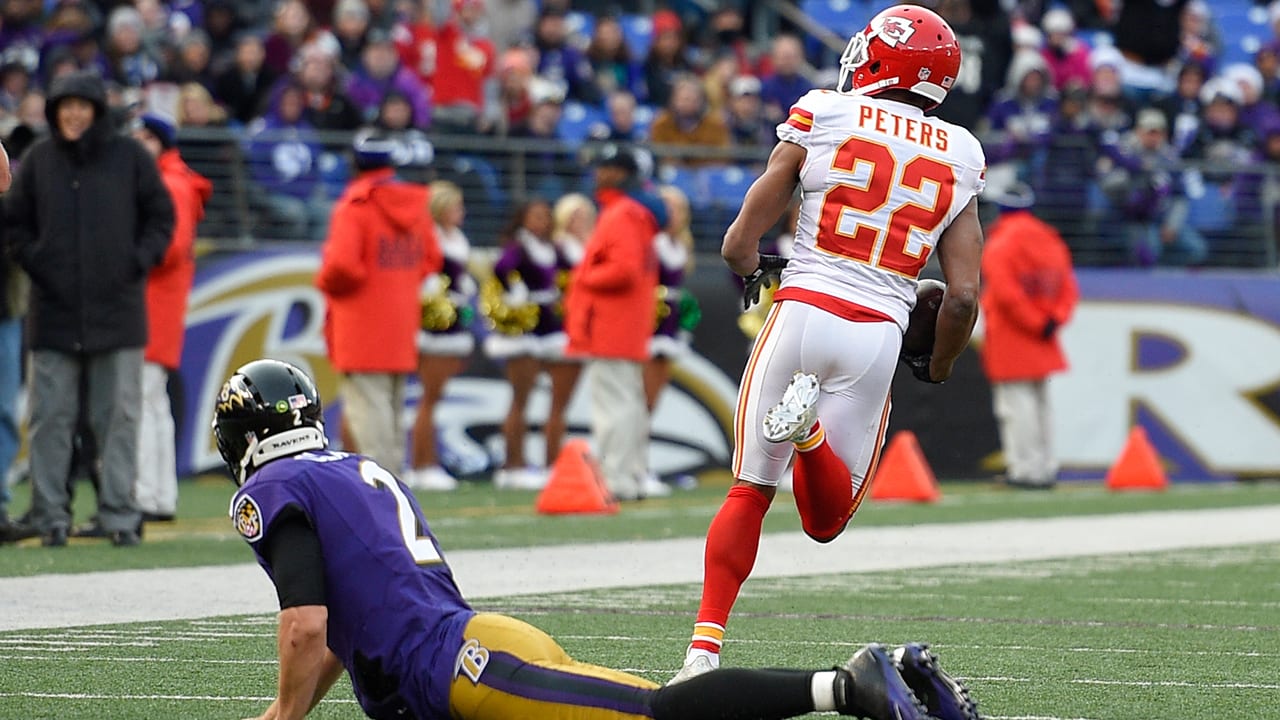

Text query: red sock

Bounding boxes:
[690,484,772,655]
[792,420,861,542]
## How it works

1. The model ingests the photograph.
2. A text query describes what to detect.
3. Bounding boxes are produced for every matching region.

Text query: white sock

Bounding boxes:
[811,670,839,712]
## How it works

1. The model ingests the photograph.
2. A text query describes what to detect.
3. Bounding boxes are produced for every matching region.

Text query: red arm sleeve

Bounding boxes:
[315,200,368,296]
[576,207,650,292]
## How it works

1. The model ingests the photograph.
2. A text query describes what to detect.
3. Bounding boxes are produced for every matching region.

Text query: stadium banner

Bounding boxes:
[177,249,1280,483]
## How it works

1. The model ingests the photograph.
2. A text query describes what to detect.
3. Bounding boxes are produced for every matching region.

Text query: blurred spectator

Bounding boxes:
[933,0,1013,129]
[41,2,104,78]
[0,0,45,62]
[391,0,435,88]
[135,0,171,54]
[295,41,363,130]
[214,33,278,125]
[642,9,692,108]
[177,82,229,128]
[978,180,1078,491]
[586,15,641,98]
[105,5,162,87]
[699,5,758,76]
[407,179,477,491]
[510,77,576,197]
[1184,78,1256,169]
[1040,8,1090,92]
[1111,0,1188,99]
[1177,0,1218,71]
[1255,43,1280,107]
[0,61,33,121]
[317,132,440,476]
[702,52,738,117]
[346,28,431,127]
[533,6,600,104]
[371,91,436,173]
[265,0,317,76]
[6,92,47,159]
[1086,47,1137,132]
[1035,87,1104,258]
[0,141,30,543]
[1106,108,1207,266]
[482,199,567,490]
[985,50,1057,177]
[564,145,661,501]
[725,74,770,148]
[1153,59,1208,151]
[645,183,696,411]
[650,75,730,166]
[491,47,535,135]
[165,30,216,91]
[332,0,371,70]
[1222,63,1280,134]
[428,0,495,134]
[130,112,211,524]
[758,35,811,125]
[1011,22,1043,56]
[202,0,242,68]
[4,71,174,547]
[245,83,329,240]
[593,89,643,141]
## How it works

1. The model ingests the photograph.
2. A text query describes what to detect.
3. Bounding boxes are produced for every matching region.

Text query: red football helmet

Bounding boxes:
[837,5,962,110]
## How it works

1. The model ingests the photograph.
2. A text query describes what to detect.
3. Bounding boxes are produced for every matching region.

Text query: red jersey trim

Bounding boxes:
[774,287,896,324]
[785,106,814,132]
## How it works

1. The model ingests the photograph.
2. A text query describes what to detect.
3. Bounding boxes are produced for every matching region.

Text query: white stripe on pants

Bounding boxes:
[135,361,177,516]
[586,358,647,500]
[992,379,1058,484]
[339,372,407,474]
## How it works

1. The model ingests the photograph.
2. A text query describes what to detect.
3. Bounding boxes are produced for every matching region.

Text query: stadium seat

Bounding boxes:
[558,101,608,144]
[698,164,756,210]
[565,11,594,44]
[657,164,707,207]
[799,0,869,41]
[632,104,656,140]
[621,14,654,60]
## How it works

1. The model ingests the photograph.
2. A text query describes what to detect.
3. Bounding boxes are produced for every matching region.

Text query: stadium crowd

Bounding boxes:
[1,0,1279,265]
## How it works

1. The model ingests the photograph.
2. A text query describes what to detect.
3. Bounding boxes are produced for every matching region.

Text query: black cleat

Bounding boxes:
[42,526,68,547]
[838,643,928,720]
[892,643,982,720]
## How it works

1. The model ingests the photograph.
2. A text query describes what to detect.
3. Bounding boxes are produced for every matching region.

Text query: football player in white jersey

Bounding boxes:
[671,6,986,719]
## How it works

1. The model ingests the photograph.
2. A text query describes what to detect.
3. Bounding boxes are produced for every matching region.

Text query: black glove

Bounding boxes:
[741,254,789,310]
[900,353,943,384]
[1041,317,1060,340]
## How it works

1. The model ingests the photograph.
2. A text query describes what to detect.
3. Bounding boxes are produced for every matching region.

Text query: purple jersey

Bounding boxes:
[654,232,688,339]
[231,451,474,720]
[493,229,573,336]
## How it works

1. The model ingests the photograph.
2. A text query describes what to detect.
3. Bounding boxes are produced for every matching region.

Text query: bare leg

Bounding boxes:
[501,355,540,469]
[543,360,582,463]
[410,354,465,470]
[643,356,671,413]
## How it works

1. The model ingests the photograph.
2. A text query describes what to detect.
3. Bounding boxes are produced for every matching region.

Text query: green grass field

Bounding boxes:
[2,477,1279,719]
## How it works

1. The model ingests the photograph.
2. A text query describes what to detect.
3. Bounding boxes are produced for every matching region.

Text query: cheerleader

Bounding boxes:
[482,200,573,489]
[640,185,700,497]
[405,181,476,491]
[542,193,596,464]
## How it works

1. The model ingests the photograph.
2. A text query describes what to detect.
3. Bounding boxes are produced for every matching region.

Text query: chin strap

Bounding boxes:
[243,426,329,482]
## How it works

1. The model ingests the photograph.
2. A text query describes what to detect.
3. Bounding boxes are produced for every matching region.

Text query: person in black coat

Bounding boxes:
[2,70,174,548]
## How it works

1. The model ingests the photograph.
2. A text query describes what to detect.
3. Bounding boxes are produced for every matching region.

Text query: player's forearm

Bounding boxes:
[723,188,791,276]
[931,284,979,365]
[275,608,332,720]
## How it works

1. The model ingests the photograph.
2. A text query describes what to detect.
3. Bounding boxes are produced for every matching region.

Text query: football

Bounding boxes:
[901,279,946,357]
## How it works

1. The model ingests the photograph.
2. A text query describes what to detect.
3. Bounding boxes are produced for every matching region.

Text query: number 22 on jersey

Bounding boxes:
[360,460,444,565]
[816,136,955,278]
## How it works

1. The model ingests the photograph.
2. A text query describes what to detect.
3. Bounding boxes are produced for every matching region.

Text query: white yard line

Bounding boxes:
[2,505,1280,632]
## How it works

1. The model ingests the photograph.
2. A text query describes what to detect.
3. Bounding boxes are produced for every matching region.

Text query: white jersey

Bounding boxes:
[775,89,986,329]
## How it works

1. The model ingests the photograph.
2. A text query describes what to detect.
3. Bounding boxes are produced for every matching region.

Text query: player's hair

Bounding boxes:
[428,180,464,225]
[498,198,553,245]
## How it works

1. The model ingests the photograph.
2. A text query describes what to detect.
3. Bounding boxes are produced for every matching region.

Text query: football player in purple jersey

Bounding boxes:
[217,359,960,720]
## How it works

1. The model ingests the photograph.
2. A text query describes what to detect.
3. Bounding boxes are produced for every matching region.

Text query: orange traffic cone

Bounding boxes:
[1105,426,1168,491]
[870,431,941,503]
[535,439,620,515]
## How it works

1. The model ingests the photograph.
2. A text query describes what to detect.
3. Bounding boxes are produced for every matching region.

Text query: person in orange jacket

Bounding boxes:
[979,181,1079,490]
[565,144,661,501]
[131,113,212,523]
[316,130,442,476]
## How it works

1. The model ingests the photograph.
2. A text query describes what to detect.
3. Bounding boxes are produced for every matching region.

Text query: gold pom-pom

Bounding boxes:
[421,277,458,332]
[480,275,540,335]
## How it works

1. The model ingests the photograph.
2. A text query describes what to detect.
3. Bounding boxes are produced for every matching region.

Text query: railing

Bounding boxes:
[178,126,1279,268]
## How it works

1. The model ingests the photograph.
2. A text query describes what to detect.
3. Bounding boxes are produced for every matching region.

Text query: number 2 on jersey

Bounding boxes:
[359,461,444,565]
[816,136,955,278]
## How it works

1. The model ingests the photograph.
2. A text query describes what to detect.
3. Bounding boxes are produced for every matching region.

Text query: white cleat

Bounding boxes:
[668,653,718,685]
[493,467,548,490]
[639,473,673,498]
[404,465,459,491]
[762,372,820,443]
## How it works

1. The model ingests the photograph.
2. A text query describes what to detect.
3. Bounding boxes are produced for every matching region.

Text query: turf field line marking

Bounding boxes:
[28,630,277,640]
[0,639,159,647]
[493,606,1280,632]
[969,677,1280,690]
[987,716,1098,720]
[551,635,1280,658]
[0,692,358,703]
[0,654,275,664]
[846,591,1280,609]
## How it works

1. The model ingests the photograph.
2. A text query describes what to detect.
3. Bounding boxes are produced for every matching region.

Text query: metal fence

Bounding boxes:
[179,126,1279,268]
